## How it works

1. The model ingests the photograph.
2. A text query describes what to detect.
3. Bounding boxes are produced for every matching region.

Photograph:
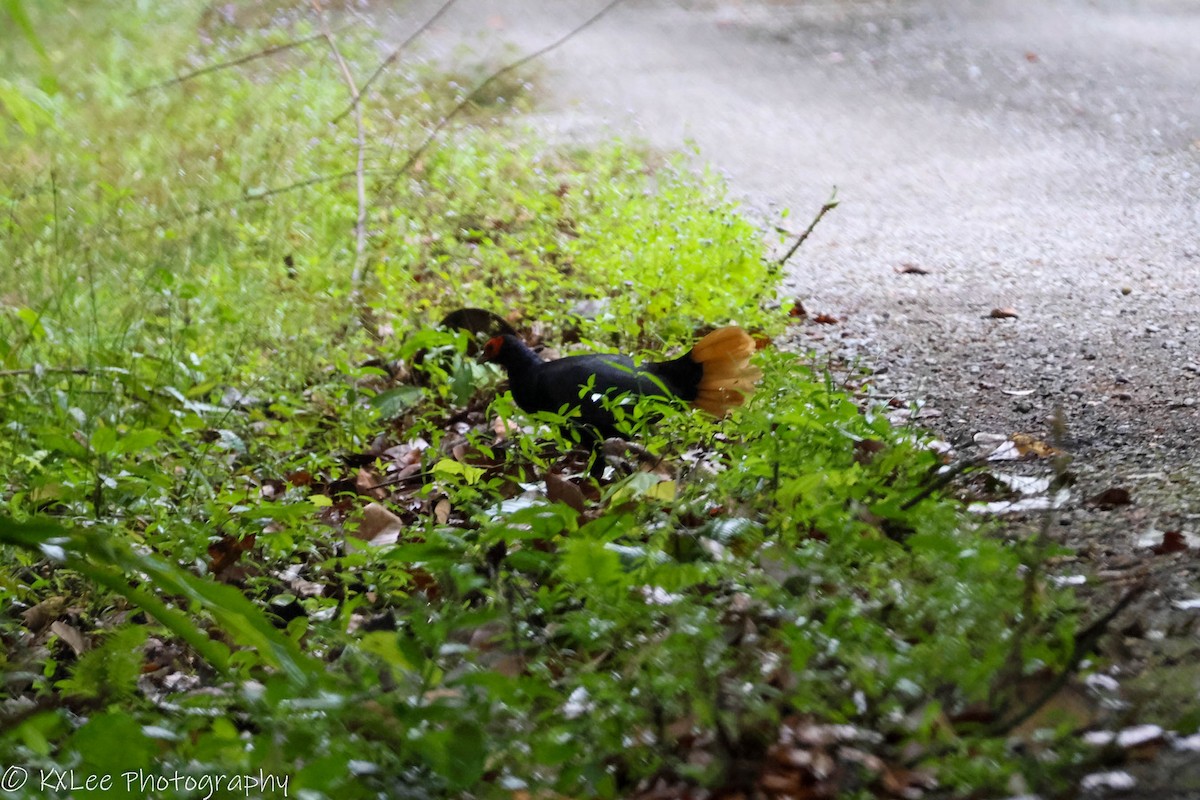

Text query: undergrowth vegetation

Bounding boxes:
[0,2,1090,798]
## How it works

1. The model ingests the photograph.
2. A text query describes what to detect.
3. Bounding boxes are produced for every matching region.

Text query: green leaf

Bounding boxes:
[36,428,89,459]
[90,425,118,455]
[560,537,623,587]
[445,720,487,788]
[114,428,163,454]
[13,306,46,339]
[398,328,464,361]
[370,385,423,419]
[450,362,476,405]
[57,626,146,702]
[432,458,484,485]
[3,0,45,56]
[0,516,323,689]
[357,631,416,671]
[67,711,155,776]
[215,428,246,453]
[608,471,673,505]
[0,78,55,136]
[490,503,579,541]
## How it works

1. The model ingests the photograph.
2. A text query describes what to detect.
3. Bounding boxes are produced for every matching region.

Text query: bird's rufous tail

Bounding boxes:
[688,326,762,416]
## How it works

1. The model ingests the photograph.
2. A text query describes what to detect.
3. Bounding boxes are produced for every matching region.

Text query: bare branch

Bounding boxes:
[129,29,349,97]
[390,0,626,181]
[331,0,461,125]
[310,1,370,301]
[775,187,839,268]
[110,1,625,251]
[0,367,94,378]
[109,169,360,234]
[988,580,1148,737]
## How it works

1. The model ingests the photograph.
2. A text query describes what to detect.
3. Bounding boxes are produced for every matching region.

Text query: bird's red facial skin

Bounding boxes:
[483,336,504,361]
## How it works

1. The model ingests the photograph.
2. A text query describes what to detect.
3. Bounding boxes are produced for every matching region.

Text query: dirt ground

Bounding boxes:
[392,0,1200,789]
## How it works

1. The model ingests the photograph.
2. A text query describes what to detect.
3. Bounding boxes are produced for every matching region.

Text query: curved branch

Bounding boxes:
[331,0,462,125]
[390,0,626,180]
[129,29,351,97]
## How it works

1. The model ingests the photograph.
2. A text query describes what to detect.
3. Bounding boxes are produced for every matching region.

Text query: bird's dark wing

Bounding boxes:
[516,353,680,439]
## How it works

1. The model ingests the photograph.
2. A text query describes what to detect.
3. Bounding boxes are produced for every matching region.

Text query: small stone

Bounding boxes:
[1081,771,1135,792]
[1121,286,1132,295]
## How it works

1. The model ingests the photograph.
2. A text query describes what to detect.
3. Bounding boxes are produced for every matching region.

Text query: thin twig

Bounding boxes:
[775,187,839,268]
[310,1,370,303]
[331,0,461,125]
[129,30,346,97]
[390,0,626,181]
[0,367,94,377]
[988,580,1148,736]
[899,454,989,511]
[93,2,624,246]
[119,169,363,234]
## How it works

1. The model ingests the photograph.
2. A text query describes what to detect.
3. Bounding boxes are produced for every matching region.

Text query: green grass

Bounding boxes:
[0,2,1092,798]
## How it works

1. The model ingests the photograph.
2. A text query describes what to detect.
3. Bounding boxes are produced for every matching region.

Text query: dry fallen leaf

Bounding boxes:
[355,502,404,546]
[788,300,807,318]
[355,468,387,501]
[287,469,313,487]
[1151,530,1189,555]
[882,763,938,797]
[22,596,67,632]
[812,313,840,325]
[989,307,1019,319]
[208,532,256,578]
[853,439,887,464]
[1087,486,1133,510]
[546,470,586,513]
[1010,433,1062,458]
[492,416,520,441]
[434,498,452,525]
[895,262,930,275]
[50,620,88,657]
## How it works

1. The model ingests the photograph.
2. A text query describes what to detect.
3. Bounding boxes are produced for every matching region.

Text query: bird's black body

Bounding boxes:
[484,334,702,441]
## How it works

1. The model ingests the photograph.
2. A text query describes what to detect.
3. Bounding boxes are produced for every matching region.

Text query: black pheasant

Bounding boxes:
[482,327,761,441]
